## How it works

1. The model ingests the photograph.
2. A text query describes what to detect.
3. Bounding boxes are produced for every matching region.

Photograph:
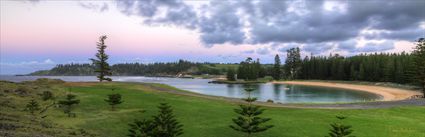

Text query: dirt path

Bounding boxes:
[139,83,425,109]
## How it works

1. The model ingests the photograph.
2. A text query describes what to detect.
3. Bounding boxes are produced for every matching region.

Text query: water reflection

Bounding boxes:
[226,84,237,96]
[273,84,282,100]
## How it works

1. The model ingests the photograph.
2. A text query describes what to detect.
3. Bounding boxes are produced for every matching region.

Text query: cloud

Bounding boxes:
[303,43,335,54]
[116,0,198,29]
[0,59,55,74]
[114,0,423,53]
[79,2,109,12]
[363,28,424,41]
[256,47,270,55]
[337,40,358,52]
[357,41,395,52]
[198,1,245,45]
[43,59,54,64]
[111,0,425,53]
[1,59,55,66]
[217,54,239,60]
[28,0,425,54]
[25,0,40,3]
[241,50,255,54]
[277,44,299,53]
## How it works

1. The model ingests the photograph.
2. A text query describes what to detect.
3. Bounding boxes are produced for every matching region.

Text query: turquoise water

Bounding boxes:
[0,76,382,103]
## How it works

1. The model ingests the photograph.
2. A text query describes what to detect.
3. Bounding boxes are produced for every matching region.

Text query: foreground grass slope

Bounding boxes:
[0,79,95,136]
[1,80,425,137]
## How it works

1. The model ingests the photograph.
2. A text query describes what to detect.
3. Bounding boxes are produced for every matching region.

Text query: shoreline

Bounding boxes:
[134,82,425,109]
[62,81,425,109]
[272,81,422,101]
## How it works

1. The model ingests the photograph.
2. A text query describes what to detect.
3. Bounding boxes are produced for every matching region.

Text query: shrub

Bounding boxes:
[39,91,54,101]
[105,93,123,111]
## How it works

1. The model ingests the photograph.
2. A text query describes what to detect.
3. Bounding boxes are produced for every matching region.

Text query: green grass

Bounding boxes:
[56,83,425,137]
[2,81,425,137]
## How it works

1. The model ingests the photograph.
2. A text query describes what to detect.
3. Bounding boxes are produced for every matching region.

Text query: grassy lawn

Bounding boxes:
[54,83,425,137]
[2,81,425,137]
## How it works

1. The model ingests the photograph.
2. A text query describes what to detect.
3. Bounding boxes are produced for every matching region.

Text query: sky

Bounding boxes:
[1,0,424,74]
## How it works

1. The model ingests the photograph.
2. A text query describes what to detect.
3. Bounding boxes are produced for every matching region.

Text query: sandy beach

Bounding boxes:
[272,81,422,101]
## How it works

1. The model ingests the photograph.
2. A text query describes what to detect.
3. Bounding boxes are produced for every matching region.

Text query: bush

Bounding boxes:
[15,86,30,96]
[25,99,40,115]
[105,94,123,111]
[58,94,80,117]
[39,91,54,101]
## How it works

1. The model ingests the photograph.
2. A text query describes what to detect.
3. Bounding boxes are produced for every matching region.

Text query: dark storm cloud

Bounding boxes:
[198,1,245,45]
[246,0,361,44]
[248,0,424,44]
[346,0,425,31]
[114,0,425,52]
[116,0,198,29]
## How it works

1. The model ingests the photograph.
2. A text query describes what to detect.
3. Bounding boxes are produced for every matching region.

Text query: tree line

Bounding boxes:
[297,52,416,84]
[29,60,224,76]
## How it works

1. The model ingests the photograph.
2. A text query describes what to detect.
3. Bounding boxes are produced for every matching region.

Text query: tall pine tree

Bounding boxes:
[152,103,183,137]
[91,35,112,82]
[272,54,282,80]
[230,88,273,136]
[383,57,395,82]
[128,103,183,137]
[284,47,302,79]
[413,38,425,97]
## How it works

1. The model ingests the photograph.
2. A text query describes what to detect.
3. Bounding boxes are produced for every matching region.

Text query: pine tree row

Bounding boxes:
[297,52,416,84]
